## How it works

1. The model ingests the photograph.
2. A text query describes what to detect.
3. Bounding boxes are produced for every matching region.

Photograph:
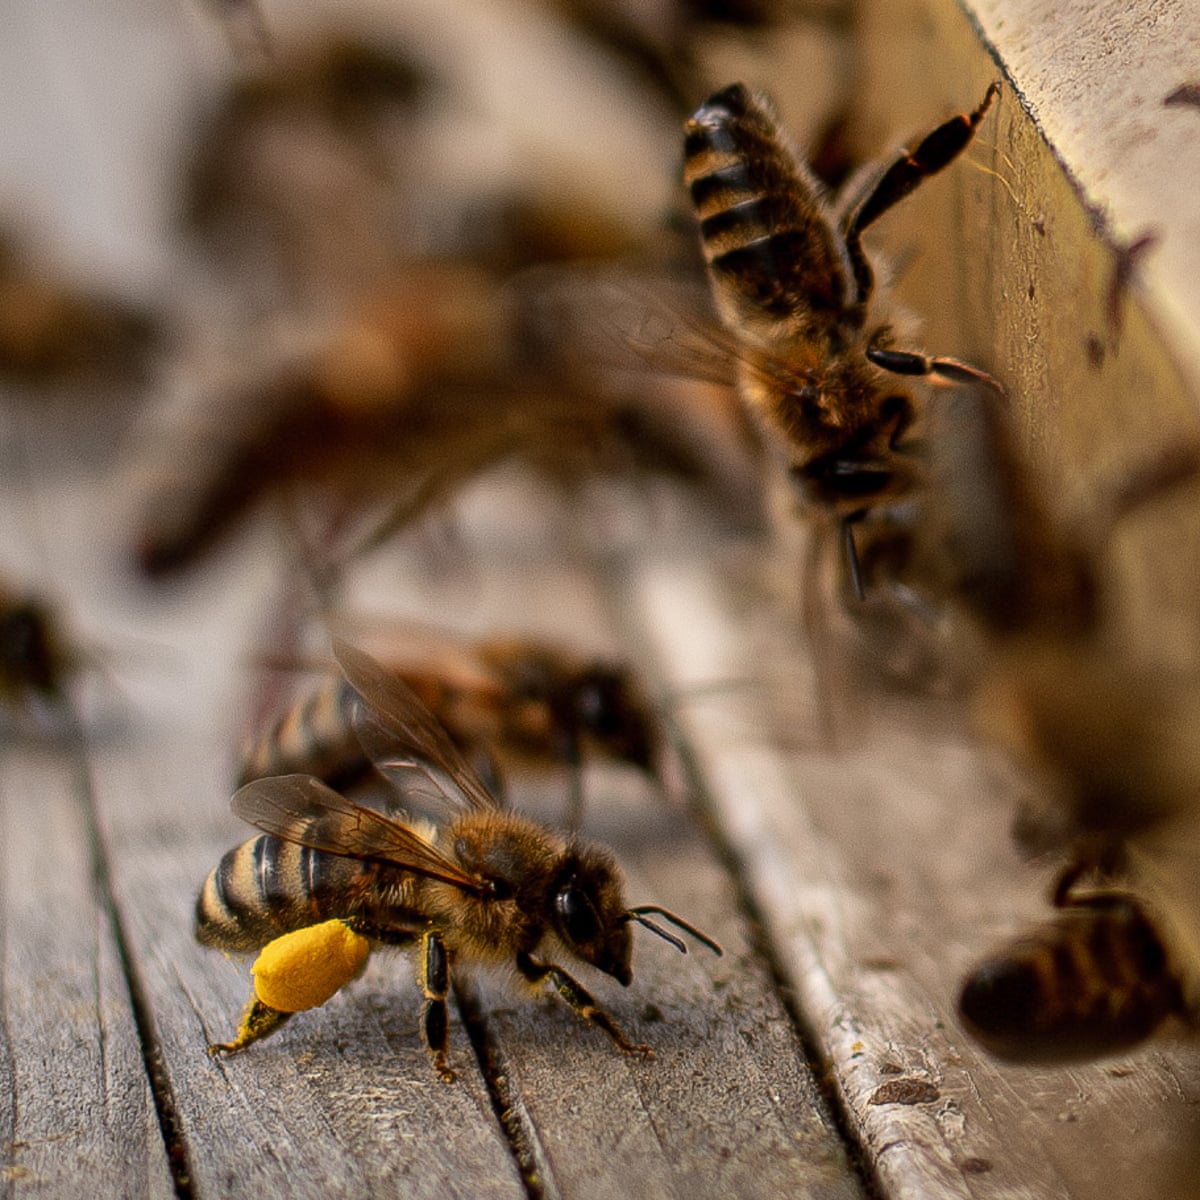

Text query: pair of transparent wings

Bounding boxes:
[230,640,497,894]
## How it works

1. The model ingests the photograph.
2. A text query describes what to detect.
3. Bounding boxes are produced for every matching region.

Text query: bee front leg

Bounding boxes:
[420,930,456,1082]
[208,996,293,1056]
[843,83,999,303]
[515,950,653,1059]
[865,336,1005,394]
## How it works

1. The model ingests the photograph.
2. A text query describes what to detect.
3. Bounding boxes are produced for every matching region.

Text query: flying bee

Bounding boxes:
[0,227,159,388]
[237,629,665,823]
[683,81,1002,595]
[134,260,763,579]
[956,888,1187,1064]
[197,640,720,1079]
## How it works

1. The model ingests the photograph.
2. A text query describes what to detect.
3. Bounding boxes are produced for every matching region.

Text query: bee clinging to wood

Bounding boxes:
[197,641,720,1079]
[237,629,666,824]
[683,81,1002,593]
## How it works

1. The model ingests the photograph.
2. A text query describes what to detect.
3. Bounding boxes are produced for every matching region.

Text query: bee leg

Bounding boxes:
[208,996,293,1056]
[865,339,1006,395]
[516,950,653,1059]
[841,516,866,603]
[420,930,456,1082]
[843,82,999,303]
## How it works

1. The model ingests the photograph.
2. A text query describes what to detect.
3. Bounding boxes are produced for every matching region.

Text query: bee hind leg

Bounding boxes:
[208,996,293,1056]
[516,950,653,1059]
[420,930,456,1082]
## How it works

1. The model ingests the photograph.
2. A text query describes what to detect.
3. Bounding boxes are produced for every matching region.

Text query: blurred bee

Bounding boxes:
[683,81,1001,596]
[923,386,1200,878]
[0,581,74,715]
[0,228,159,388]
[197,640,720,1078]
[237,629,665,825]
[956,888,1187,1064]
[133,261,764,579]
[922,388,1200,1063]
[180,36,431,311]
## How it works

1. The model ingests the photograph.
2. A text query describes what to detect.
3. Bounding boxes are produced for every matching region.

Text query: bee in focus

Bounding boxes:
[237,629,665,824]
[683,81,1001,596]
[956,888,1186,1064]
[197,641,720,1079]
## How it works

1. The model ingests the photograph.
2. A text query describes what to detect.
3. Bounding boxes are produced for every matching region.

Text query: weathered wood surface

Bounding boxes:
[4,1,1200,1198]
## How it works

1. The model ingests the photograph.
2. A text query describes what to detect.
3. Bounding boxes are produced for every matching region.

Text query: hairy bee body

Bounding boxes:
[684,85,911,515]
[684,83,1000,581]
[957,895,1184,1064]
[195,809,600,964]
[199,643,719,1075]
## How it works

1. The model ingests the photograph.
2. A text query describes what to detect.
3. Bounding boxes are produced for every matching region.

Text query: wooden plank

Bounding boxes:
[844,0,1200,668]
[390,551,866,1200]
[0,401,174,1197]
[277,524,868,1198]
[621,554,1200,1200]
[0,740,174,1199]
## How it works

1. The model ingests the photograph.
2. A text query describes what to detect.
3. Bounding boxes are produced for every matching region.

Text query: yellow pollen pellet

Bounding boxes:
[251,920,370,1013]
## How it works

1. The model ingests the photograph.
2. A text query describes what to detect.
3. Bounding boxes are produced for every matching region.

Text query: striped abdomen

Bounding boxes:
[195,834,422,952]
[683,83,849,342]
[957,898,1183,1063]
[237,675,366,790]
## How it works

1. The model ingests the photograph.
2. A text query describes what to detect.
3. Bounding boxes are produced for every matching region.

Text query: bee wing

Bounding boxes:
[230,773,484,892]
[513,262,741,387]
[333,638,499,817]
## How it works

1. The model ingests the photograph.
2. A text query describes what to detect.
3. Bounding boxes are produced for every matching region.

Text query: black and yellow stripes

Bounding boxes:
[683,83,847,327]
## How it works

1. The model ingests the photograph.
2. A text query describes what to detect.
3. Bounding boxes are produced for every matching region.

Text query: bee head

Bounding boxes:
[570,666,658,773]
[551,850,634,985]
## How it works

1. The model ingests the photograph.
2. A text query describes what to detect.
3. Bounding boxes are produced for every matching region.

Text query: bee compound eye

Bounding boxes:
[555,885,601,947]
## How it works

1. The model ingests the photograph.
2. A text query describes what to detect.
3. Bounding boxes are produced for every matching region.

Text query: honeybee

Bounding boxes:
[197,640,720,1078]
[237,630,664,823]
[683,82,1002,594]
[0,227,159,388]
[922,388,1200,1062]
[134,261,763,578]
[956,888,1186,1064]
[0,582,74,714]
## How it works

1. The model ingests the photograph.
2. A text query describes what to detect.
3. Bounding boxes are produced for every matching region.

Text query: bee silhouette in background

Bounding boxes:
[683,81,1002,598]
[922,384,1200,1063]
[0,583,70,702]
[0,227,160,389]
[237,627,666,826]
[180,36,432,311]
[133,258,764,580]
[197,641,720,1078]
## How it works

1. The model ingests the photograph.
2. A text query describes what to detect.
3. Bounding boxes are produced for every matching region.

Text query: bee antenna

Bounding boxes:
[626,905,723,957]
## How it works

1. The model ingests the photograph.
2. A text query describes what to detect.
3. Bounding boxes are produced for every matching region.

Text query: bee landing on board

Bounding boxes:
[197,641,720,1080]
[236,631,664,826]
[683,81,1002,596]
